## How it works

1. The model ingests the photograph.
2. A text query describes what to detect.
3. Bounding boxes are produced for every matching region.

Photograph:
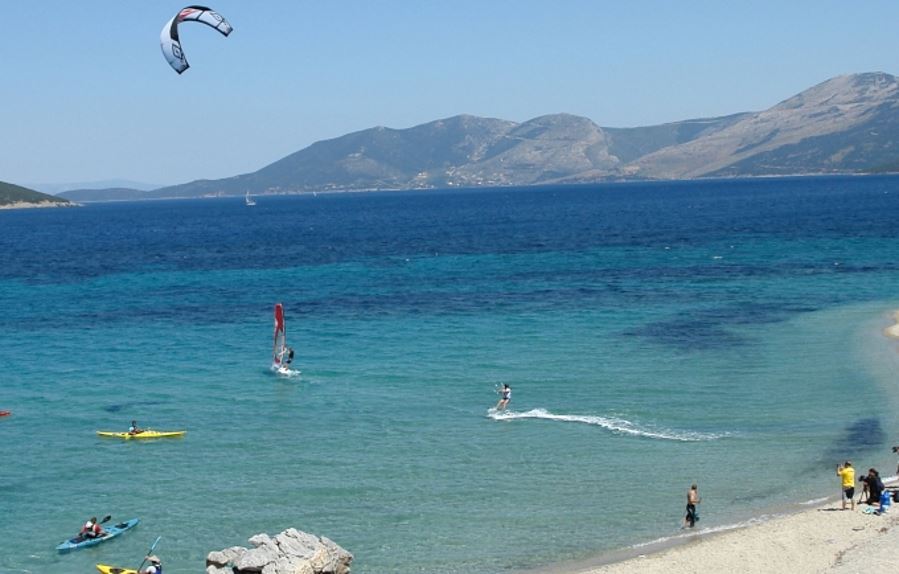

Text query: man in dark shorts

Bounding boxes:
[683,483,701,528]
[837,461,855,510]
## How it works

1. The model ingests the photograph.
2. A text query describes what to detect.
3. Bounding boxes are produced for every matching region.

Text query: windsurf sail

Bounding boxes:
[272,303,287,368]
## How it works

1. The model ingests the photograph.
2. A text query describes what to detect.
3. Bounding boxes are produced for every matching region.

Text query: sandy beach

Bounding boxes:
[558,496,898,574]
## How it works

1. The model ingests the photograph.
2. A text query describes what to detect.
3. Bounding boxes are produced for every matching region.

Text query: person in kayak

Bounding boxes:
[140,555,162,574]
[80,517,105,539]
[495,384,511,411]
[128,420,145,435]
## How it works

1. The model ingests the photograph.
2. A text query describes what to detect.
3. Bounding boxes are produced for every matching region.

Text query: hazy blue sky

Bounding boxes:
[3,1,898,188]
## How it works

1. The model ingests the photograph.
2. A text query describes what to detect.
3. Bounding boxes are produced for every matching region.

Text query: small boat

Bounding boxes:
[56,518,140,553]
[0,410,10,417]
[245,191,256,206]
[96,565,138,574]
[96,430,186,440]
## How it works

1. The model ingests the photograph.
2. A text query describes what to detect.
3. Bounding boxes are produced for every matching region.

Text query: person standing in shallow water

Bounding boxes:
[683,483,701,528]
[837,461,855,510]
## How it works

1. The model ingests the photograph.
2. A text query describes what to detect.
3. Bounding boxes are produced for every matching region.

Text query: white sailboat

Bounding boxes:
[245,191,256,206]
[271,303,298,376]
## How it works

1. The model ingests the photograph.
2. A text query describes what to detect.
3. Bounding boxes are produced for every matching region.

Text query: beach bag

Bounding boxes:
[880,491,892,511]
[893,490,899,503]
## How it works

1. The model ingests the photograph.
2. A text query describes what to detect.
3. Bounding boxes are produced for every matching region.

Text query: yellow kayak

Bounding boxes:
[96,565,137,574]
[96,429,186,439]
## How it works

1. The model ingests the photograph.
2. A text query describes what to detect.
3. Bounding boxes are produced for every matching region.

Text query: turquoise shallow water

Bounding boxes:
[2,178,899,573]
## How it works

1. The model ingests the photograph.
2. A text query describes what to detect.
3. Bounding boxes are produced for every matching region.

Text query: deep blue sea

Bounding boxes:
[2,177,899,574]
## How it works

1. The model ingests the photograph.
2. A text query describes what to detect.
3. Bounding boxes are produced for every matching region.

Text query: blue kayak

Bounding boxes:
[55,518,140,552]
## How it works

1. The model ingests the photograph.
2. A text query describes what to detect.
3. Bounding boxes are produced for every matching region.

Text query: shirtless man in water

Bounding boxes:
[683,483,701,528]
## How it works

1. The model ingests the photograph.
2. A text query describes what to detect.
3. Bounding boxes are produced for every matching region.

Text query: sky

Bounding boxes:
[3,1,899,189]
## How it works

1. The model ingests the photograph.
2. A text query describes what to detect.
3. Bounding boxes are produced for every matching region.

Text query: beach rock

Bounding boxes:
[207,546,249,566]
[207,528,352,574]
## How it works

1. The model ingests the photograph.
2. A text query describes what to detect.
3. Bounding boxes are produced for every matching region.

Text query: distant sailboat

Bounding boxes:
[245,191,256,206]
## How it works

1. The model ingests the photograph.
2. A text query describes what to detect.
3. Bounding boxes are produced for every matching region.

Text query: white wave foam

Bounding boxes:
[630,514,778,549]
[486,408,727,442]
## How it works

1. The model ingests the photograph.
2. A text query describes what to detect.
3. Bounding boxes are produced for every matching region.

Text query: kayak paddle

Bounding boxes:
[136,536,162,572]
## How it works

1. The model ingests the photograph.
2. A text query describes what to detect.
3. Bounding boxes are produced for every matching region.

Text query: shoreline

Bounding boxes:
[0,200,76,210]
[523,308,899,574]
[562,491,899,574]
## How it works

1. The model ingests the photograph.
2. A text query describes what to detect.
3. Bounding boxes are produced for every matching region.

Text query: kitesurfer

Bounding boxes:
[80,517,105,539]
[495,384,511,411]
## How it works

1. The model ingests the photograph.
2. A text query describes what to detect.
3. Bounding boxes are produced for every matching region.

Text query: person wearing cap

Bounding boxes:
[140,555,162,574]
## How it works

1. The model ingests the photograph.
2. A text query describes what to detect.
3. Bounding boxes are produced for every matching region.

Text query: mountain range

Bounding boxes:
[52,72,899,202]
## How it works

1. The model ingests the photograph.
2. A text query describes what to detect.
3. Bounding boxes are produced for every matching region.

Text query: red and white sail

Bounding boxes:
[272,303,287,367]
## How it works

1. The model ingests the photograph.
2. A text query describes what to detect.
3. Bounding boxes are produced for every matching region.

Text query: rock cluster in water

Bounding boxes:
[206,528,353,574]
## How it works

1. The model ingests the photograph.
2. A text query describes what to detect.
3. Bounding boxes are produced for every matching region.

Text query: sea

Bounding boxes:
[2,176,899,574]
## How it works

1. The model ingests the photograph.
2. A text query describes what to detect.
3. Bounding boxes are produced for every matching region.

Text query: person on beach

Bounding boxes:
[128,420,145,435]
[837,461,855,510]
[80,516,104,539]
[139,555,162,574]
[495,384,511,411]
[859,468,884,506]
[683,483,701,528]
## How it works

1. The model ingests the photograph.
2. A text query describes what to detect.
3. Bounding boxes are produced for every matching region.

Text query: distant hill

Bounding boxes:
[629,73,899,178]
[145,112,752,198]
[69,72,899,201]
[58,187,148,202]
[30,179,163,195]
[0,181,72,208]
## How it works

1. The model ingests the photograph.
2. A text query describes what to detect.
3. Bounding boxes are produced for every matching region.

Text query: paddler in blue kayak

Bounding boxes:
[128,420,145,435]
[80,516,105,539]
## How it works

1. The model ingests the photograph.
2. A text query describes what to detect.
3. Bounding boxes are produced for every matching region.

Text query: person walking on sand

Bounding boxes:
[683,483,701,528]
[837,461,855,510]
[495,384,511,411]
